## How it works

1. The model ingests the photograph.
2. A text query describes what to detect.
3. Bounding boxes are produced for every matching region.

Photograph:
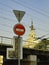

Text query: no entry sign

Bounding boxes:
[13,24,25,36]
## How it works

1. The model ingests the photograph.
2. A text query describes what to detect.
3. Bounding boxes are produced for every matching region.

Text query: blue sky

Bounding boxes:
[0,0,49,40]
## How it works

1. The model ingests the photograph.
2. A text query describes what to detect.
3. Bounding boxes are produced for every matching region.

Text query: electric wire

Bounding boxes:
[0,0,49,23]
[0,28,12,33]
[18,0,49,14]
[0,0,49,18]
[11,0,49,18]
[0,15,16,22]
[0,0,49,37]
[0,2,13,9]
[0,0,49,19]
[0,2,49,28]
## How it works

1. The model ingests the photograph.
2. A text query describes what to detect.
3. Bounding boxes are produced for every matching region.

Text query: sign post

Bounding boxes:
[13,10,25,65]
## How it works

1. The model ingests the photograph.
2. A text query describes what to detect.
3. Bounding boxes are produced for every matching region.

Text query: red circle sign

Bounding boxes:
[13,24,25,36]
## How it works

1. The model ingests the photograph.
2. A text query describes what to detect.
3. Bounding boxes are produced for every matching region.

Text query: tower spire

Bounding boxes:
[23,20,39,48]
[30,21,35,30]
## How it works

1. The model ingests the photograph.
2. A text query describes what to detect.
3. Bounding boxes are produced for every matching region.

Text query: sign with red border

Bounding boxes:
[13,24,25,36]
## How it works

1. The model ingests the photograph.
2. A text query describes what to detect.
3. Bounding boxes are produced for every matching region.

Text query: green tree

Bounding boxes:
[34,38,49,50]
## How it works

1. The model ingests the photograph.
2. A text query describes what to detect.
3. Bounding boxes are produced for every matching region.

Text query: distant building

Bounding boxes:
[23,21,39,48]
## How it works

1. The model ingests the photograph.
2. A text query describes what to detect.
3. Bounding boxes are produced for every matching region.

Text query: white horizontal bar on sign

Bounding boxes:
[16,28,24,32]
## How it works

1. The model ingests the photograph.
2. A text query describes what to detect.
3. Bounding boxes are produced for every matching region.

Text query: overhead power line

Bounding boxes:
[0,14,49,34]
[0,2,13,9]
[0,0,49,35]
[0,0,49,18]
[0,23,12,28]
[0,10,12,17]
[0,28,12,33]
[11,0,49,18]
[0,15,16,22]
[0,0,49,23]
[18,0,49,14]
[0,8,46,24]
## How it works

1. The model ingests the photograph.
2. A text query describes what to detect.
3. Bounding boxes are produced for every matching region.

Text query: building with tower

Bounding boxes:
[23,21,39,48]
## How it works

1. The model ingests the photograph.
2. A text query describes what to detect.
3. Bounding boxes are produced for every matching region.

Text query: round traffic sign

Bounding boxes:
[13,24,25,36]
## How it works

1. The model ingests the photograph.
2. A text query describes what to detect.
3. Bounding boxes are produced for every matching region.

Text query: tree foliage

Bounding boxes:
[34,38,49,50]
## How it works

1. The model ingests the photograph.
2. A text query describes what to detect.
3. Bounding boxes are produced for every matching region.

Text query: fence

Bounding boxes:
[0,36,13,45]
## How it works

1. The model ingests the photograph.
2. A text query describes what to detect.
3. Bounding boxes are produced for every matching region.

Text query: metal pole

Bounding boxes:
[18,36,20,65]
[18,11,21,65]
